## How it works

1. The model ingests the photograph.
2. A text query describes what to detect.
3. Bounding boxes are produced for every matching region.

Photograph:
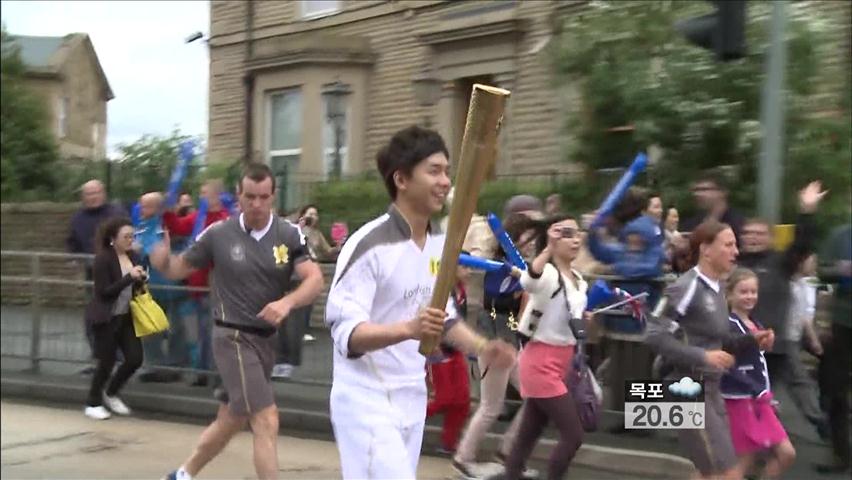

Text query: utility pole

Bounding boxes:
[758,1,787,224]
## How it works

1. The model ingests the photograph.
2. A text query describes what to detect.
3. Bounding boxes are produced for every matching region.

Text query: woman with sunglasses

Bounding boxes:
[84,217,147,420]
[500,215,589,480]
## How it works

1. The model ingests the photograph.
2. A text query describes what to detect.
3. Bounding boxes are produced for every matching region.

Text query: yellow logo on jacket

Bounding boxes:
[273,244,289,265]
[429,257,440,276]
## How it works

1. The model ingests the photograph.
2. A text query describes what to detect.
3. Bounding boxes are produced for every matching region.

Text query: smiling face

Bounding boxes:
[729,275,758,313]
[646,196,663,222]
[395,152,452,217]
[665,207,679,232]
[742,221,772,254]
[549,218,582,263]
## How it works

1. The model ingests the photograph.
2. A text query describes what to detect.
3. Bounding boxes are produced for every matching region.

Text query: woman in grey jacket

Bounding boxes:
[646,220,768,480]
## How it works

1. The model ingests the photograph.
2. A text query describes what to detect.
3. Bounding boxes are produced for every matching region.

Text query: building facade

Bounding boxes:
[208,0,851,212]
[12,33,114,160]
[208,0,588,210]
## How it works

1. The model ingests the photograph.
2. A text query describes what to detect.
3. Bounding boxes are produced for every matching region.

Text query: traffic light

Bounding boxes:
[676,0,746,61]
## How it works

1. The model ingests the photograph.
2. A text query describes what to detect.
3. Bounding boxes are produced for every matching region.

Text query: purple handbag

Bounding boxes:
[568,342,602,432]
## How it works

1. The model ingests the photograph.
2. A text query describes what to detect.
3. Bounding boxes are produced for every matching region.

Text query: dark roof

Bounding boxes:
[9,33,114,101]
[11,34,66,68]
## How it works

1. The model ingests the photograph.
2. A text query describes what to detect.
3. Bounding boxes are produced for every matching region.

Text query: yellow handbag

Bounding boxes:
[130,285,169,337]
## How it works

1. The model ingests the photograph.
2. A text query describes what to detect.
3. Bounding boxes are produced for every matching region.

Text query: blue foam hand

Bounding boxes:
[165,140,196,209]
[130,202,141,227]
[486,212,526,270]
[483,262,522,297]
[592,152,648,228]
[135,216,164,256]
[586,279,616,310]
[190,198,209,243]
[458,253,506,272]
[220,192,237,215]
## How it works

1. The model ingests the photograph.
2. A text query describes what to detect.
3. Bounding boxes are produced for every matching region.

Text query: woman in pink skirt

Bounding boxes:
[721,268,795,478]
[500,214,589,480]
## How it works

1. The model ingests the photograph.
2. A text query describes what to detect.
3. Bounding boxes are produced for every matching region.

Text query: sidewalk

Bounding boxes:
[1,363,694,479]
[4,303,845,479]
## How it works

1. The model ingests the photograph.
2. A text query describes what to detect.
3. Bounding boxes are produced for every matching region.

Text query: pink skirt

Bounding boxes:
[518,341,574,399]
[724,393,788,455]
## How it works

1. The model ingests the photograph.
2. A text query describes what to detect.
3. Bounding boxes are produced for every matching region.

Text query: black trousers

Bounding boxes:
[505,393,584,480]
[87,314,144,406]
[824,322,851,465]
[277,304,312,366]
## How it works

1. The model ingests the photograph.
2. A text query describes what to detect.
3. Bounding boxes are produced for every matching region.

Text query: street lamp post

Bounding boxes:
[321,81,352,179]
[412,68,442,127]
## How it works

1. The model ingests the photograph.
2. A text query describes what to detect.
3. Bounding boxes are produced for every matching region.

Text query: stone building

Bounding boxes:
[11,33,113,160]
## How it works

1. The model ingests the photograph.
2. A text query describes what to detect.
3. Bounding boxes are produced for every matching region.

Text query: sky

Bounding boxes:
[1,0,209,158]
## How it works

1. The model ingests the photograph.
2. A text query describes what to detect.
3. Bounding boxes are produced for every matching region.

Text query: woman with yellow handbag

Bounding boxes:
[84,217,147,420]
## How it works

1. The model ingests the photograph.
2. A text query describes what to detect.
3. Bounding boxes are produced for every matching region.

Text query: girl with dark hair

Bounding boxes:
[83,217,147,420]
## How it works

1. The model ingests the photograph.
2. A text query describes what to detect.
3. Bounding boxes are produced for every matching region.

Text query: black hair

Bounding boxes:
[95,217,133,254]
[662,205,678,224]
[376,125,449,200]
[239,162,276,193]
[693,171,728,192]
[530,214,576,254]
[299,204,318,218]
[612,186,649,226]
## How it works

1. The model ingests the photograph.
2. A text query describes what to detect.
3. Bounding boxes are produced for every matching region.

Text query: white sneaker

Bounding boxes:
[303,334,316,342]
[84,405,111,420]
[271,363,294,379]
[453,460,504,479]
[102,393,132,415]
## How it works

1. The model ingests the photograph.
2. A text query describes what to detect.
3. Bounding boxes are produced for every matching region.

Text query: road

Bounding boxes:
[0,399,633,480]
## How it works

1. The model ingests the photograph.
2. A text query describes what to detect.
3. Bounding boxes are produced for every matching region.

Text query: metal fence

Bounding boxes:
[0,250,335,388]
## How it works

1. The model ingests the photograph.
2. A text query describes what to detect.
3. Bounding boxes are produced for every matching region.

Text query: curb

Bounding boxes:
[1,375,694,478]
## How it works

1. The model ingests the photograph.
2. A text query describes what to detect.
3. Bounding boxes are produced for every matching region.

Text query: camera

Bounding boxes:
[303,216,316,227]
[558,227,577,238]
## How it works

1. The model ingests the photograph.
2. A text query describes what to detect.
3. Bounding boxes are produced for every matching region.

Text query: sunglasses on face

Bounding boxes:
[554,226,577,238]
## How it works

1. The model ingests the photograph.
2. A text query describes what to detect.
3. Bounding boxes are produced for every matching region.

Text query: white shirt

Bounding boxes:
[239,213,273,242]
[325,206,456,391]
[788,277,816,342]
[517,263,588,346]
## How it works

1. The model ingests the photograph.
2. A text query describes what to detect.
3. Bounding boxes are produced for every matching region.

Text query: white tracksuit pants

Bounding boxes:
[330,380,427,479]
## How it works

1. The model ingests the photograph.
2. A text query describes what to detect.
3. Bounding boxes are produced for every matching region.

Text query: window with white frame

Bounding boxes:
[57,97,68,138]
[322,97,349,179]
[300,0,340,19]
[268,88,303,212]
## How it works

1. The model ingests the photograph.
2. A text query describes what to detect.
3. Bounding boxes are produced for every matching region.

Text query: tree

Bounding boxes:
[0,24,61,201]
[108,130,206,203]
[552,1,851,232]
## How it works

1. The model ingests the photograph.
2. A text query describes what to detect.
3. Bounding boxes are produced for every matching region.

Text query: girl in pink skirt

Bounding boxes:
[720,268,795,478]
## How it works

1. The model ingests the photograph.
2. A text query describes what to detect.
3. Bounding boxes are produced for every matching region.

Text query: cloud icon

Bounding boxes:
[669,377,702,398]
